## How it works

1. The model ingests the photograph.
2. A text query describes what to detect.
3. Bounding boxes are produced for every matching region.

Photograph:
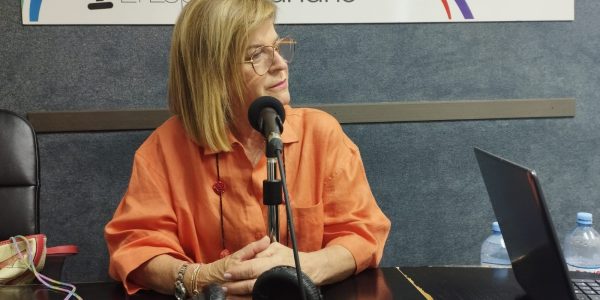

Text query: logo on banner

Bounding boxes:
[89,1,114,10]
[440,0,474,20]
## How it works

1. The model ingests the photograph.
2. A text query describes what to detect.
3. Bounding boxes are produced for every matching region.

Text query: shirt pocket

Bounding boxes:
[291,201,324,252]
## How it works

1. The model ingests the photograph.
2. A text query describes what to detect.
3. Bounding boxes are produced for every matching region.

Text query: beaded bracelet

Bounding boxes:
[174,263,189,300]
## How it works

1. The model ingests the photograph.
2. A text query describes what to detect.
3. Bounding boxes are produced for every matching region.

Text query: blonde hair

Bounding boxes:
[168,0,276,151]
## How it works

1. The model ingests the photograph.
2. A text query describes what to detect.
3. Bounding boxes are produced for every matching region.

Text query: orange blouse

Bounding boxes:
[104,106,391,294]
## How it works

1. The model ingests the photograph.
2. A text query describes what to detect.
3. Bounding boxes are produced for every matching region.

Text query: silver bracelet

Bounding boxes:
[174,263,189,300]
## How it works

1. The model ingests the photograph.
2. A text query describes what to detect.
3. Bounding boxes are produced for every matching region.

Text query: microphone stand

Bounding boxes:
[275,149,307,300]
[250,99,310,300]
[264,156,281,242]
[262,143,307,300]
[263,121,284,244]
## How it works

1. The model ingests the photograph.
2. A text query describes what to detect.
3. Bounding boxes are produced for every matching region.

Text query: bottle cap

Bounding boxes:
[577,212,593,225]
[492,221,501,233]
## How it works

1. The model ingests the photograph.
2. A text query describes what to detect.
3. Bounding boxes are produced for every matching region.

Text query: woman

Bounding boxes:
[104,0,391,298]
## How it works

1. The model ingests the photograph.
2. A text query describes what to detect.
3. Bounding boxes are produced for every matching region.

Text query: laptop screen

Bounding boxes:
[474,147,575,300]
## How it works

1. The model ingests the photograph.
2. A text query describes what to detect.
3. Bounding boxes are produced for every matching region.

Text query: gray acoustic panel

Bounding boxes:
[37,131,150,282]
[343,117,599,267]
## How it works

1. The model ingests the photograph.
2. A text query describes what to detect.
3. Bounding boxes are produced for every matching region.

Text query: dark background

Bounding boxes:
[1,1,599,282]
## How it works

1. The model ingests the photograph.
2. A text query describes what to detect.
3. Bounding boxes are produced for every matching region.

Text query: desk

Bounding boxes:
[0,267,529,299]
[324,267,528,299]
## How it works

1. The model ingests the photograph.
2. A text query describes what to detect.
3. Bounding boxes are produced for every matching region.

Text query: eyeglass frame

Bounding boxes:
[242,37,296,76]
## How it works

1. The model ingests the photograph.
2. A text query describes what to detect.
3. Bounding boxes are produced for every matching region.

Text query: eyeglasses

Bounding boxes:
[243,37,296,76]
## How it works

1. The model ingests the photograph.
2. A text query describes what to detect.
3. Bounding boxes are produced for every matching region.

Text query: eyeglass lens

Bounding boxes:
[251,39,295,75]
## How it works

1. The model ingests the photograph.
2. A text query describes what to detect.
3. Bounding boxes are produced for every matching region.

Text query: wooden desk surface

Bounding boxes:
[0,266,528,300]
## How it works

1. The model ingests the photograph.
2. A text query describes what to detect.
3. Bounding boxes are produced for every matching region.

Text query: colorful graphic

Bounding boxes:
[26,0,42,22]
[441,0,474,20]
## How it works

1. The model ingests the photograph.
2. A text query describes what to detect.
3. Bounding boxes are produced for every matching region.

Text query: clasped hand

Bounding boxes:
[201,236,306,296]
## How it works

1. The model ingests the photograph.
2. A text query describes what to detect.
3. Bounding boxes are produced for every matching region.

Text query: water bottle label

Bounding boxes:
[481,262,511,268]
[481,256,511,267]
[567,264,600,274]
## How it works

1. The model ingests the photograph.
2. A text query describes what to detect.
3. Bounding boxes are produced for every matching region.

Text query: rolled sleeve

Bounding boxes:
[321,127,391,274]
[104,153,191,294]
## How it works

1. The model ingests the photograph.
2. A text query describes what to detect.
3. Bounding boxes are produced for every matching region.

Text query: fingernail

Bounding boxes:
[223,273,232,280]
[221,286,228,293]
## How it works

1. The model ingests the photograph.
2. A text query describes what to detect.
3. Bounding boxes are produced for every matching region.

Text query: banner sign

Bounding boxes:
[22,0,574,25]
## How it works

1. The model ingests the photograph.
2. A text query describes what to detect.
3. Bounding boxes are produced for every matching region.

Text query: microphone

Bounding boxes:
[248,96,285,242]
[248,97,321,300]
[247,96,286,158]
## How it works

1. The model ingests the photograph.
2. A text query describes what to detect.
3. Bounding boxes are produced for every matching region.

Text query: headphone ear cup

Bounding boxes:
[252,266,322,300]
[200,283,226,300]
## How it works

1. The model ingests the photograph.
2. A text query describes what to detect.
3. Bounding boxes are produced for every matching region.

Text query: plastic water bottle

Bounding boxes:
[563,212,600,273]
[481,221,511,267]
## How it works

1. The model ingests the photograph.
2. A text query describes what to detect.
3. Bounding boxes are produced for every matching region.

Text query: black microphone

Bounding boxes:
[248,96,286,158]
[248,97,321,300]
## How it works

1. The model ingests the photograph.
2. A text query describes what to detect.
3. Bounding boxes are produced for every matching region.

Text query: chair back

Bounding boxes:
[0,109,40,240]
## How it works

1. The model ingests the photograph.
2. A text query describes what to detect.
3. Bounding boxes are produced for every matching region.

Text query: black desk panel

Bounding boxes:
[402,266,527,299]
[0,267,530,300]
[0,281,170,300]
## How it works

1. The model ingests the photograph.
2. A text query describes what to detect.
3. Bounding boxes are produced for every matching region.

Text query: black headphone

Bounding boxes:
[195,266,321,300]
[252,266,322,300]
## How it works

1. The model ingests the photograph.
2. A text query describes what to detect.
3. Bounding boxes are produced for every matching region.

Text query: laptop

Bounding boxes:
[474,147,600,300]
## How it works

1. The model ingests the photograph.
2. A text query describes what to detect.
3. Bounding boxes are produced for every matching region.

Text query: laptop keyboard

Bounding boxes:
[572,279,600,300]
